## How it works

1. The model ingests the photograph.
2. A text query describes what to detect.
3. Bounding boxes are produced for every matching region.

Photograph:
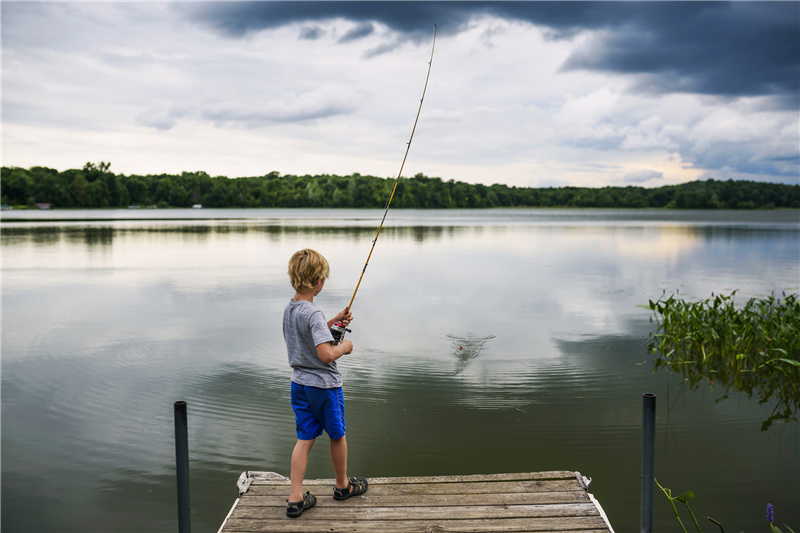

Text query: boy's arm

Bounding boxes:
[316,340,353,364]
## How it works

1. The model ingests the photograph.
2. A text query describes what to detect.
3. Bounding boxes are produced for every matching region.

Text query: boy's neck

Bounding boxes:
[292,290,314,303]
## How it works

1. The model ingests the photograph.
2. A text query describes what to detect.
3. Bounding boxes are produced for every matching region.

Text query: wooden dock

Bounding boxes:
[218,471,614,533]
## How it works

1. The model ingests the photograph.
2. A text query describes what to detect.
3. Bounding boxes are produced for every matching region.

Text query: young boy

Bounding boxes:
[283,248,368,518]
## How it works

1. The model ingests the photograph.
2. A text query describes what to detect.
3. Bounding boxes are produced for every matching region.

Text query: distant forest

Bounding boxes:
[2,162,799,210]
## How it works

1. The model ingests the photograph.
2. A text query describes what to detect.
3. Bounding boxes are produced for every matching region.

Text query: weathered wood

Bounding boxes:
[250,471,578,486]
[245,479,582,497]
[232,502,599,521]
[237,491,590,508]
[222,516,609,533]
[218,471,613,533]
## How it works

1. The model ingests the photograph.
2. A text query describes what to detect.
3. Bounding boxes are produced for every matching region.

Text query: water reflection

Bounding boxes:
[1,223,463,247]
[2,210,798,533]
[3,213,797,250]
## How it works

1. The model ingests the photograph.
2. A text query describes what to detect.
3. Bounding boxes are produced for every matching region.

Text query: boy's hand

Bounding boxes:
[340,340,353,355]
[333,308,353,327]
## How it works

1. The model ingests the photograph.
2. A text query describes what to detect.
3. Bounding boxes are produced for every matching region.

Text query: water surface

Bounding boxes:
[2,208,798,532]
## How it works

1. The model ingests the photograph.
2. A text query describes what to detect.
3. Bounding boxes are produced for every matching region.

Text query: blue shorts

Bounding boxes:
[290,382,346,440]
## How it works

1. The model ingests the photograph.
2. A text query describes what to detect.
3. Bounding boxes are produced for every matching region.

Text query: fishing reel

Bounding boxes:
[330,322,351,345]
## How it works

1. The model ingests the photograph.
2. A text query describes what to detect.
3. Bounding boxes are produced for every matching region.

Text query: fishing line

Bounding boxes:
[331,23,437,343]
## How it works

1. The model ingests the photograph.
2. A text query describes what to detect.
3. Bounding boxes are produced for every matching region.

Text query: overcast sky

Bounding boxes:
[2,1,798,188]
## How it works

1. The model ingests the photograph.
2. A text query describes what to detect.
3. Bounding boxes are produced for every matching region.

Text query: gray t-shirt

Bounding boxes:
[283,299,341,388]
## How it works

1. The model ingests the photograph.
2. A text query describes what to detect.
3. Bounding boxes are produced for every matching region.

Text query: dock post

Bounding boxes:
[641,393,656,533]
[174,401,191,533]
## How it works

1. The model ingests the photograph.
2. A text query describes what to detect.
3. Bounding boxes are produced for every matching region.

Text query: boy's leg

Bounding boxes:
[289,382,323,502]
[330,435,368,500]
[330,435,348,490]
[289,438,315,502]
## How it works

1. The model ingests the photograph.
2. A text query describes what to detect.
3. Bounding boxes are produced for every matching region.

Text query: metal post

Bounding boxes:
[174,401,191,533]
[641,393,656,533]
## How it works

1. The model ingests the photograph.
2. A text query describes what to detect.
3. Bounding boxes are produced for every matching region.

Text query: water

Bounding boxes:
[2,208,799,532]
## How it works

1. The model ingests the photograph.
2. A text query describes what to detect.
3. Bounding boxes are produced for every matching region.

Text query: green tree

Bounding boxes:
[86,179,110,208]
[124,176,150,206]
[2,167,32,204]
[34,173,70,206]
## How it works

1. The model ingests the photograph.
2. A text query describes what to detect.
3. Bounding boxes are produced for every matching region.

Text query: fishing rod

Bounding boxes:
[331,23,437,344]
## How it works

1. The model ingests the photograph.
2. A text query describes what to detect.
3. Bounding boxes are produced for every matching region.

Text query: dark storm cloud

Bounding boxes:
[337,22,376,43]
[181,1,463,38]
[183,1,799,104]
[559,2,800,104]
[299,26,324,40]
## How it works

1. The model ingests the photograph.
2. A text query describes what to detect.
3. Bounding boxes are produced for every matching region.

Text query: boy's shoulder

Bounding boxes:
[285,299,323,317]
[286,299,317,309]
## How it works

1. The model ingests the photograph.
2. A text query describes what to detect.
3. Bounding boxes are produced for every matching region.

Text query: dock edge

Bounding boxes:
[217,471,288,533]
[575,471,615,533]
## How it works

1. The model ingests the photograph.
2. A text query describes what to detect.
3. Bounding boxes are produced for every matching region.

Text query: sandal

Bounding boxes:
[286,491,316,518]
[333,476,369,500]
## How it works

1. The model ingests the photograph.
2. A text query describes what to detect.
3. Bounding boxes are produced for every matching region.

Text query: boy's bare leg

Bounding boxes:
[289,439,315,502]
[330,436,349,490]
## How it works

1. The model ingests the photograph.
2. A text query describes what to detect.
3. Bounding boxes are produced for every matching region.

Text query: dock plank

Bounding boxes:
[249,472,579,485]
[231,503,599,520]
[222,517,609,533]
[237,491,590,507]
[219,471,613,533]
[246,479,583,497]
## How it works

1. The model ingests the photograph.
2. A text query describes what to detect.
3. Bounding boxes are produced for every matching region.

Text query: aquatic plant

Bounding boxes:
[648,291,799,429]
[767,503,775,533]
[655,479,701,533]
[656,481,796,533]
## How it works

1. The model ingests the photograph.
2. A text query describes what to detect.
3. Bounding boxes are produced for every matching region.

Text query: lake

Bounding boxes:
[2,208,798,532]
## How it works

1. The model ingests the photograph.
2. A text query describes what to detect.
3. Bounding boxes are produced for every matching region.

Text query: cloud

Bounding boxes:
[183,1,800,104]
[681,102,800,177]
[299,26,325,40]
[136,87,357,130]
[2,2,797,187]
[337,22,375,43]
[135,105,190,131]
[202,94,356,127]
[180,2,466,39]
[559,3,799,105]
[623,169,664,184]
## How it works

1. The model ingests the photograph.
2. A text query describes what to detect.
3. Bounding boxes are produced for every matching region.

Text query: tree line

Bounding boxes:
[2,162,798,209]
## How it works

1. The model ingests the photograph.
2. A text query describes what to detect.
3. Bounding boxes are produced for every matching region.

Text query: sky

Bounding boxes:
[2,1,799,189]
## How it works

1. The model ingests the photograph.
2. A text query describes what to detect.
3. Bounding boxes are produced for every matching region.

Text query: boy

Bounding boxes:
[283,248,368,518]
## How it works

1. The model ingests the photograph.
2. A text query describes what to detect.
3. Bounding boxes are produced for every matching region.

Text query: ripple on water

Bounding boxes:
[337,331,659,435]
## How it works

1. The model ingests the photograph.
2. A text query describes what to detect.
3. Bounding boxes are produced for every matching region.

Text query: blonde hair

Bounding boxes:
[288,249,330,292]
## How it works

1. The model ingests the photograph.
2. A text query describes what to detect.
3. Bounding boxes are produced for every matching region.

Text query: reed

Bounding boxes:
[655,480,796,533]
[648,291,799,429]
